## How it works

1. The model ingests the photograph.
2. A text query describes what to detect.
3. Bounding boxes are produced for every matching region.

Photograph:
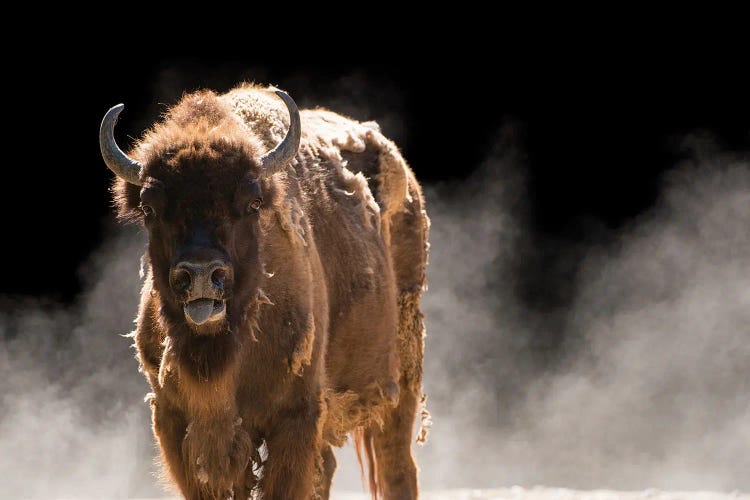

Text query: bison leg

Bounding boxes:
[315,444,337,499]
[150,396,201,499]
[260,402,321,500]
[370,384,420,499]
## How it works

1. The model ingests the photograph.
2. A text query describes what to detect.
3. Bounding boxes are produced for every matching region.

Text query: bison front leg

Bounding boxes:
[316,444,337,499]
[150,395,203,499]
[182,416,253,499]
[261,402,322,500]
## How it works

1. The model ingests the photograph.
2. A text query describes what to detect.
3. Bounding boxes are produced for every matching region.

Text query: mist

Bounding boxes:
[2,107,749,496]
[0,228,154,498]
[412,134,750,492]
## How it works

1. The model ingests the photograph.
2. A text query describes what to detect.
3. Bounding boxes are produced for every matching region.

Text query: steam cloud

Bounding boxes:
[414,135,750,492]
[1,97,749,496]
[0,228,154,498]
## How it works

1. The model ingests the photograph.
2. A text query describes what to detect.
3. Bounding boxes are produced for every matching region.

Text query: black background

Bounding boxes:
[3,47,748,302]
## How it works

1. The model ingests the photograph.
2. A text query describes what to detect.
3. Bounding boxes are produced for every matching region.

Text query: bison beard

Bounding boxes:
[99,84,430,500]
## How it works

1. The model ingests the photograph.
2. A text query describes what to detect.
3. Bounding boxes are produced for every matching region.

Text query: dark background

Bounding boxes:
[3,50,748,303]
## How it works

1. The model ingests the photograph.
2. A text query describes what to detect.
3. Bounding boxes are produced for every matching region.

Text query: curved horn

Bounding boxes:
[259,90,301,178]
[99,104,143,186]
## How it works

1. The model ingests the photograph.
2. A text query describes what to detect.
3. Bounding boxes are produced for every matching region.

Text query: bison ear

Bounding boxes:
[112,176,144,224]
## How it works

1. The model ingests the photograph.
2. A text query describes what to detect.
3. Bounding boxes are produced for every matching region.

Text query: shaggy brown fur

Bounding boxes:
[112,84,429,499]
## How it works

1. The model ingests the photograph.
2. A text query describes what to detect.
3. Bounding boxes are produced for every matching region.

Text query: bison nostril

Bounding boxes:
[173,268,192,293]
[211,267,227,289]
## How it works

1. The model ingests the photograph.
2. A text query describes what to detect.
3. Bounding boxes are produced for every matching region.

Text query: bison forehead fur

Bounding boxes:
[110,83,430,500]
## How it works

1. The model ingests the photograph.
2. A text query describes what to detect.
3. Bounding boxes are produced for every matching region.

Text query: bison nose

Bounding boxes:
[170,260,231,298]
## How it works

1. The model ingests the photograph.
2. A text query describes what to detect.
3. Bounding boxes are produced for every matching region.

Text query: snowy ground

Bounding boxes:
[138,488,750,500]
[333,489,750,499]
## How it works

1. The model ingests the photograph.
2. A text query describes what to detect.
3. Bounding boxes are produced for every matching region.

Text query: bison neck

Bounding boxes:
[158,324,245,418]
[169,327,243,383]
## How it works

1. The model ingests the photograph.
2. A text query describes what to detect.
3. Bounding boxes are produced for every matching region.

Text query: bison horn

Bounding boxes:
[259,90,301,178]
[99,104,143,186]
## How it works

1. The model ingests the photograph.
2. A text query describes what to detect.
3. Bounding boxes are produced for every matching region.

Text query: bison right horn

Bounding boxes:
[99,104,143,186]
[258,90,301,178]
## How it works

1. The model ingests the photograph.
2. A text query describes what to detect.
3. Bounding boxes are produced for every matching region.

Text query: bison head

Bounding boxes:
[100,90,300,335]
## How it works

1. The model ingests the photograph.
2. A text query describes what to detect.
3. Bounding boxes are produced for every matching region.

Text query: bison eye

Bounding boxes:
[247,198,263,213]
[141,204,155,216]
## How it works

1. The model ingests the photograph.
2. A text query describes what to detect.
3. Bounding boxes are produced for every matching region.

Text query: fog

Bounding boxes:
[1,113,749,495]
[411,135,750,492]
[0,228,153,498]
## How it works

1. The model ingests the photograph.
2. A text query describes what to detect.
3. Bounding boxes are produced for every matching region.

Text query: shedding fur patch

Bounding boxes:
[320,144,382,233]
[417,394,432,445]
[332,128,366,153]
[322,390,360,446]
[397,291,426,390]
[290,313,315,376]
[157,336,176,388]
[276,197,308,246]
[244,288,274,342]
[322,380,398,448]
[357,127,411,247]
[144,392,156,406]
[398,290,431,444]
[315,113,410,247]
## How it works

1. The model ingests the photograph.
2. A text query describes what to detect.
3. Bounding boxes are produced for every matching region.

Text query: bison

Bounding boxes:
[99,84,430,499]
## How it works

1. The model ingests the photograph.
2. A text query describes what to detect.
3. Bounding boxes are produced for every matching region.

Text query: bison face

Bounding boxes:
[139,167,268,335]
[100,89,301,336]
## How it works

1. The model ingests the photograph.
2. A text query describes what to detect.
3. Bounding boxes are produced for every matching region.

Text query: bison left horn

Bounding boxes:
[258,90,301,178]
[99,104,143,186]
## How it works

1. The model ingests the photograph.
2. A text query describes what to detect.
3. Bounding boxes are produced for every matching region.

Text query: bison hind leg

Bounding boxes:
[358,384,420,500]
[358,288,428,499]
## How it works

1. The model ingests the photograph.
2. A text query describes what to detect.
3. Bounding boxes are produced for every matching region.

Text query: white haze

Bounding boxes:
[0,229,153,498]
[2,131,750,497]
[413,134,750,492]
